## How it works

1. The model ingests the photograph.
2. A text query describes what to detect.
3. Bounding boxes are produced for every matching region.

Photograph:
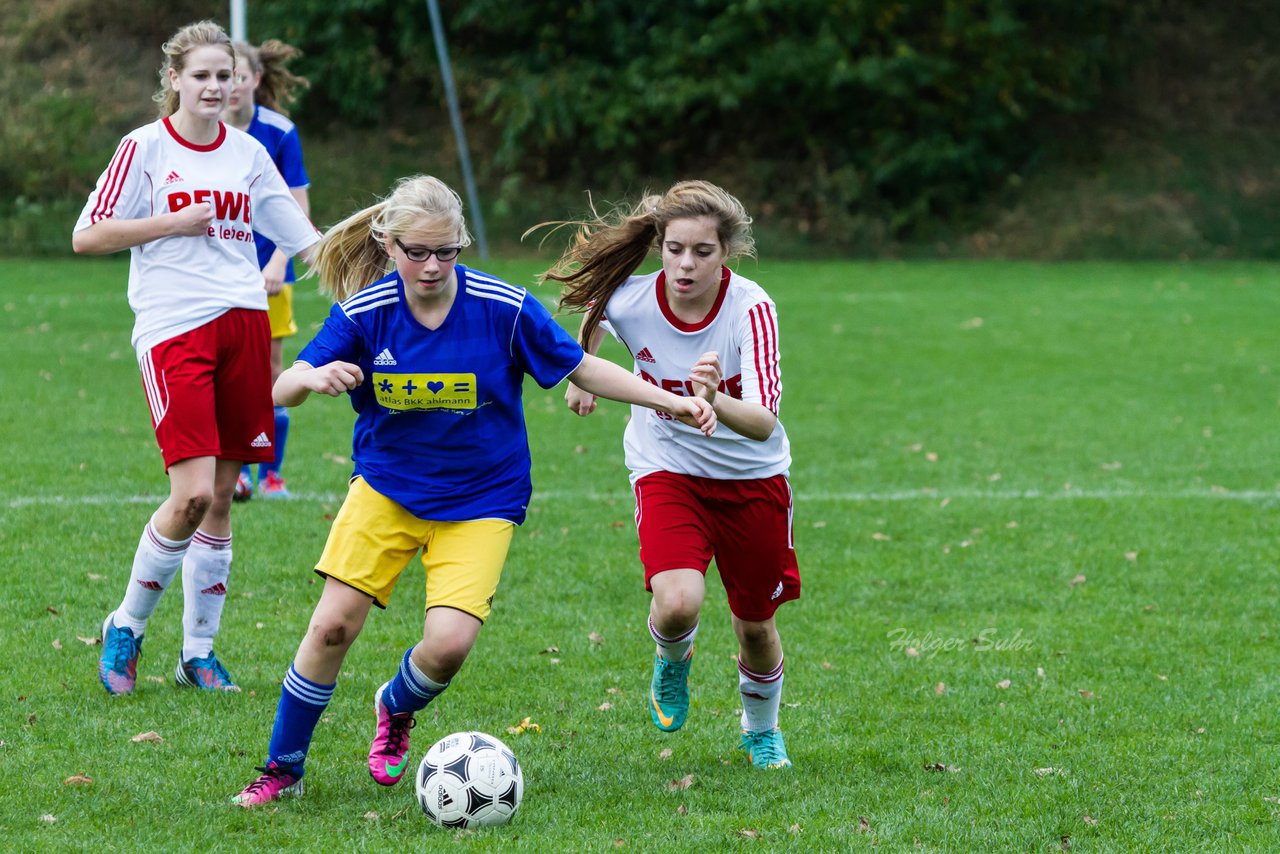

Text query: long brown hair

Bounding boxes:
[232,39,310,115]
[152,21,235,117]
[309,175,473,302]
[536,180,754,346]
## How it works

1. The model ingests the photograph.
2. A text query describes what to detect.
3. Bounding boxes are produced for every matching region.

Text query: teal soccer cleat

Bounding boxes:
[649,649,693,732]
[738,727,793,769]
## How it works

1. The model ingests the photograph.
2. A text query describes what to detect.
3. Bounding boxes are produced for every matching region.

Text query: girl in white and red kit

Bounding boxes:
[542,180,799,768]
[72,20,319,696]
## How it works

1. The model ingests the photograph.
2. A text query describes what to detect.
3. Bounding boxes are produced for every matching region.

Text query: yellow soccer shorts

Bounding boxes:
[267,285,298,339]
[315,477,515,618]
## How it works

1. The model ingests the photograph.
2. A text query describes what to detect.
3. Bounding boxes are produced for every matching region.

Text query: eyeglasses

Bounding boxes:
[395,239,461,263]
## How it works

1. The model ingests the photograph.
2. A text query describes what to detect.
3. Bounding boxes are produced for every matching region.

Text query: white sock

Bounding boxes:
[181,530,232,661]
[115,518,191,636]
[649,615,697,661]
[738,656,784,733]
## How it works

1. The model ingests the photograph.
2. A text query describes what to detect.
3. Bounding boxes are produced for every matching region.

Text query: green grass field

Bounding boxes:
[3,257,1279,850]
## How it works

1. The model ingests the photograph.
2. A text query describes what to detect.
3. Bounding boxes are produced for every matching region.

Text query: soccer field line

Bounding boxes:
[7,486,1280,510]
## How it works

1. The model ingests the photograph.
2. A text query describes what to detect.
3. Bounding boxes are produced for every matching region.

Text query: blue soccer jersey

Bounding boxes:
[246,105,309,281]
[297,266,584,523]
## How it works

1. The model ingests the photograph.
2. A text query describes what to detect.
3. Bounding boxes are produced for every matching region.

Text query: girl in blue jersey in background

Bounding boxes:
[223,39,312,500]
[233,175,716,805]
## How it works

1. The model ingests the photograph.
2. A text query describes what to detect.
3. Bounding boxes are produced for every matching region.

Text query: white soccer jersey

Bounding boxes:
[74,117,319,356]
[600,267,791,484]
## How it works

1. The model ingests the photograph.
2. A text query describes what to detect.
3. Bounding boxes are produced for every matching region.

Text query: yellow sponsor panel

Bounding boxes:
[374,372,477,411]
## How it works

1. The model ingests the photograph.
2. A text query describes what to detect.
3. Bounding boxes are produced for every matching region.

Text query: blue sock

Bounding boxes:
[259,406,290,479]
[267,664,335,774]
[382,647,448,715]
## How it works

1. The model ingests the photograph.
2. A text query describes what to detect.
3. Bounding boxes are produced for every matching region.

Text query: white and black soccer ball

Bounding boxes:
[415,731,523,828]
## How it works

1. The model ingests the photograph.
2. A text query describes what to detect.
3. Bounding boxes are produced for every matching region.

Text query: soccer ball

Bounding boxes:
[415,731,523,828]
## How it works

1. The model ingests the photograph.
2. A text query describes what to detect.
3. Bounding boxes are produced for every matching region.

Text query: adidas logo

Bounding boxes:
[373,348,397,366]
[136,580,163,591]
[200,583,227,596]
[770,581,784,601]
[163,170,183,186]
[635,347,656,363]
[250,432,272,448]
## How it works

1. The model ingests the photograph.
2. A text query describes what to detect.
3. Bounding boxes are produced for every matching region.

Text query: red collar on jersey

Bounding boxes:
[656,266,731,332]
[162,116,227,152]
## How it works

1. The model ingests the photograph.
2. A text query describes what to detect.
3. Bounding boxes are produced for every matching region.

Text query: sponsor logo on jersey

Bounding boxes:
[635,347,657,363]
[373,348,397,366]
[163,170,183,186]
[374,372,477,412]
[250,432,272,448]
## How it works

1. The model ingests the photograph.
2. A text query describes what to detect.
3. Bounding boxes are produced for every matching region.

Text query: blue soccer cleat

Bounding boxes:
[99,611,142,696]
[175,652,240,692]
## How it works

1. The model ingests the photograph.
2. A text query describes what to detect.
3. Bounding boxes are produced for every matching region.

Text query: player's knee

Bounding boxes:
[654,589,701,627]
[178,492,213,526]
[309,618,357,652]
[424,641,471,680]
[735,619,775,651]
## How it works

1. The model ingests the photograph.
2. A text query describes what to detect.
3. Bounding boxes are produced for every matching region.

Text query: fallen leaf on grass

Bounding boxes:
[588,631,604,645]
[51,639,62,650]
[1157,674,1168,681]
[668,774,695,791]
[996,679,1011,689]
[62,775,93,786]
[612,840,625,848]
[1125,552,1139,562]
[1083,815,1097,826]
[363,811,379,820]
[506,717,541,735]
[924,762,959,773]
[905,647,920,658]
[1061,835,1071,850]
[1006,520,1019,528]
[676,804,688,815]
[1264,796,1280,804]
[659,748,673,759]
[597,702,613,711]
[77,636,99,646]
[822,661,832,670]
[935,682,946,695]
[1034,767,1059,777]
[539,646,560,655]
[1079,689,1095,699]
[40,815,56,824]
[926,452,939,462]
[871,532,890,541]
[1070,574,1086,587]
[858,816,871,833]
[737,829,759,839]
[131,731,163,743]
[789,823,802,834]
[87,573,106,581]
[146,676,164,684]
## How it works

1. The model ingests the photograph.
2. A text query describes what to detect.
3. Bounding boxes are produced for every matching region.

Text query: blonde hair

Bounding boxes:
[310,175,473,301]
[538,180,754,345]
[232,39,310,115]
[153,21,235,117]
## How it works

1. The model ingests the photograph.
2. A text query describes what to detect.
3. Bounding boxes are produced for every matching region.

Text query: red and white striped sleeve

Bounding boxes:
[76,137,141,229]
[740,300,783,415]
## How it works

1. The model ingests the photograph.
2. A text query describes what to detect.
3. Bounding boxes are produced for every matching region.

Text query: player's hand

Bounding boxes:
[669,395,716,436]
[688,351,722,404]
[565,382,598,416]
[305,361,364,396]
[170,202,214,237]
[262,256,288,296]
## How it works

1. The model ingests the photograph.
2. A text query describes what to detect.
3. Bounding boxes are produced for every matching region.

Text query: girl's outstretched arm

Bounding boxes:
[274,361,364,407]
[568,354,716,436]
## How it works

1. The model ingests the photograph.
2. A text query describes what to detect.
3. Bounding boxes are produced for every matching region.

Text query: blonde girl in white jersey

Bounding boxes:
[73,20,319,697]
[540,180,799,769]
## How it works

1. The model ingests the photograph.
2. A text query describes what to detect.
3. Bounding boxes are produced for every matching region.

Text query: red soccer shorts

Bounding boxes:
[633,471,801,622]
[138,308,274,469]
